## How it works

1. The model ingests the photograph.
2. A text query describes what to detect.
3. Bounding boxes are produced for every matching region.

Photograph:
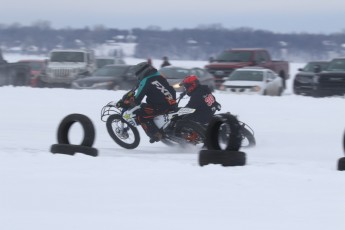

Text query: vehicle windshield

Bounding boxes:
[50,52,85,62]
[93,66,128,77]
[303,62,328,72]
[21,61,44,71]
[159,68,190,79]
[325,59,345,71]
[96,59,115,68]
[228,70,263,81]
[215,51,252,62]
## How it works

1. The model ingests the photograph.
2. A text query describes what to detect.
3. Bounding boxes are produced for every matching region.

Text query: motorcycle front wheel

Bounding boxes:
[106,114,140,149]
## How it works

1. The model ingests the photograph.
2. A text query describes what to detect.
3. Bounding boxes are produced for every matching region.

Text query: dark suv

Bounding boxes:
[293,61,329,95]
[312,58,345,97]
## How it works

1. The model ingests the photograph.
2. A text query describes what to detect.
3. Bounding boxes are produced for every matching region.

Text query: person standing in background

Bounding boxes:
[0,48,7,64]
[160,56,171,68]
[147,58,153,66]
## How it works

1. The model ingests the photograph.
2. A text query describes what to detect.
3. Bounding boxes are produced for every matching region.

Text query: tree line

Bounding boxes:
[1,21,345,62]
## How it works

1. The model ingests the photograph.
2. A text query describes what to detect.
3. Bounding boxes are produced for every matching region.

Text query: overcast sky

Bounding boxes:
[1,0,345,34]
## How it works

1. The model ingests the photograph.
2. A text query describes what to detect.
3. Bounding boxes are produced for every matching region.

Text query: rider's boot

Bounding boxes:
[149,131,163,143]
[141,119,162,143]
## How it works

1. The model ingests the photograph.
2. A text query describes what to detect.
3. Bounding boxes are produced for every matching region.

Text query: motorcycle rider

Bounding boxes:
[122,62,177,143]
[179,75,221,125]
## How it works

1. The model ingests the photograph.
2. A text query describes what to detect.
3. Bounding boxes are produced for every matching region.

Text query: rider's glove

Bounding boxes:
[122,90,135,101]
[117,90,136,108]
[216,102,221,111]
[123,95,136,107]
[115,99,124,108]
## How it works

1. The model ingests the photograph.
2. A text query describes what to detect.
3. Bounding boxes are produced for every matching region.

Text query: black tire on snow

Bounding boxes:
[199,149,222,166]
[199,149,246,167]
[204,113,242,151]
[221,150,246,166]
[51,143,98,157]
[106,114,140,149]
[240,127,256,148]
[337,157,345,171]
[343,129,345,153]
[57,113,95,147]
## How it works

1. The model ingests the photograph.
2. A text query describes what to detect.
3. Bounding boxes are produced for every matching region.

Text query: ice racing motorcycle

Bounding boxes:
[101,92,206,149]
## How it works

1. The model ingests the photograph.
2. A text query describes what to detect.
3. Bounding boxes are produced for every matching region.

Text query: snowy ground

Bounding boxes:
[1,54,345,230]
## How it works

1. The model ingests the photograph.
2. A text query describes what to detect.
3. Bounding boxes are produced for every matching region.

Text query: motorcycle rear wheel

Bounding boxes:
[106,114,140,149]
[162,120,206,147]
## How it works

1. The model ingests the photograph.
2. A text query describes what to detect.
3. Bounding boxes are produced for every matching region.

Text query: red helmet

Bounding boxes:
[180,75,200,94]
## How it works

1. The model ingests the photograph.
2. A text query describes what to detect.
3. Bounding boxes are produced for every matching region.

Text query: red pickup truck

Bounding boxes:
[205,48,289,88]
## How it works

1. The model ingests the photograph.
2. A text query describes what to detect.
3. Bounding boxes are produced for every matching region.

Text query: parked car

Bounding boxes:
[96,56,126,69]
[219,67,284,96]
[0,62,31,87]
[293,61,329,95]
[159,66,215,92]
[17,59,47,87]
[42,49,97,88]
[311,58,345,97]
[71,64,136,90]
[205,48,289,89]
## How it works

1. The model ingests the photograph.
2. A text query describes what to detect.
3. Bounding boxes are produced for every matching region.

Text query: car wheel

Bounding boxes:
[312,90,321,98]
[277,87,284,96]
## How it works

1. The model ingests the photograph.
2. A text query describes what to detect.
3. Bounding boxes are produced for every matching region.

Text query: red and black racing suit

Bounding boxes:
[184,84,220,125]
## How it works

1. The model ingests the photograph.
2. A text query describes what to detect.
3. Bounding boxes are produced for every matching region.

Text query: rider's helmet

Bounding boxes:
[180,75,200,95]
[131,62,155,82]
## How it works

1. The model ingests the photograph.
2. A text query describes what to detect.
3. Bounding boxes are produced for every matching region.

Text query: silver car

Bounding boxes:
[71,64,136,90]
[220,67,284,96]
